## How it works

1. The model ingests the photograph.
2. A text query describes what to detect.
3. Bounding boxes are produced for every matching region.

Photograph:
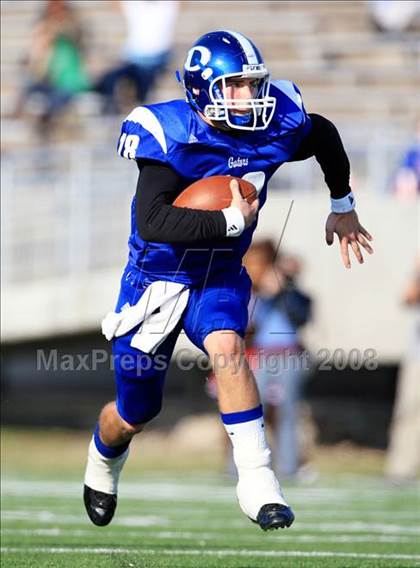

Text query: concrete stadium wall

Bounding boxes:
[2,193,418,363]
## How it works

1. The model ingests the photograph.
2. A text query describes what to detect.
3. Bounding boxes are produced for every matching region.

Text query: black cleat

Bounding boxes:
[255,503,295,531]
[83,485,117,526]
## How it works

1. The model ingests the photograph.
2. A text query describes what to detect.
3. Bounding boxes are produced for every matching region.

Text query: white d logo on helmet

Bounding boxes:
[184,46,211,72]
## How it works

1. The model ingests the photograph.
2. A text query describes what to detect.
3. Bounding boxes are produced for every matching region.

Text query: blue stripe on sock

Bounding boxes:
[220,404,263,425]
[94,424,130,459]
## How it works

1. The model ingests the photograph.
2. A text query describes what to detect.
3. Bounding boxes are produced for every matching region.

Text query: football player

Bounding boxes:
[84,30,373,530]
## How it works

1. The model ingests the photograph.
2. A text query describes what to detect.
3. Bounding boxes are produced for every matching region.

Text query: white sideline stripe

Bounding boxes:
[1,511,169,526]
[4,478,419,497]
[1,528,418,543]
[3,479,420,507]
[296,522,420,535]
[1,547,420,561]
[2,510,420,534]
[1,479,234,502]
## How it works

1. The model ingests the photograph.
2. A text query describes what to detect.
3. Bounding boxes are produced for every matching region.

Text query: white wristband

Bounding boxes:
[331,191,356,214]
[222,206,245,237]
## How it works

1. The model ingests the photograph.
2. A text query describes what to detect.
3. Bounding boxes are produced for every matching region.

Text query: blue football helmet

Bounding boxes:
[178,30,276,131]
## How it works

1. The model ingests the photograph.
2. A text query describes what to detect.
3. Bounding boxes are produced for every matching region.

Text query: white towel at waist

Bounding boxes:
[101,280,189,354]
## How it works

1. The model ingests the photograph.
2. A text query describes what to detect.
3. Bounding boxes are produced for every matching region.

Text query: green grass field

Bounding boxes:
[1,430,420,568]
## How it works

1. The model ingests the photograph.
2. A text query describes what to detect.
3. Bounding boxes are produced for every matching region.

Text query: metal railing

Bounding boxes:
[1,124,414,284]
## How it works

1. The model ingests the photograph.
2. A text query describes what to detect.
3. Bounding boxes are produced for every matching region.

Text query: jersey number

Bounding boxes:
[118,133,140,159]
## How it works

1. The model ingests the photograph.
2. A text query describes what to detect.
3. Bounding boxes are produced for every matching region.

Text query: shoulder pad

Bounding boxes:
[270,80,309,134]
[117,106,168,162]
[117,101,194,164]
[271,80,305,111]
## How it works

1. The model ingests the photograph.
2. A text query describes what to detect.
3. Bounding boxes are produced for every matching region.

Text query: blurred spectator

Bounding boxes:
[367,1,420,33]
[391,121,420,199]
[94,1,179,115]
[245,241,313,479]
[13,0,90,138]
[385,257,420,481]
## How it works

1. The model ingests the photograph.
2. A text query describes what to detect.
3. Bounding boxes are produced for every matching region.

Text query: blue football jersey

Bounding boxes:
[117,80,311,285]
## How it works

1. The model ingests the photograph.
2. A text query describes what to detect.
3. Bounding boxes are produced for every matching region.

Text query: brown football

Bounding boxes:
[173,175,257,210]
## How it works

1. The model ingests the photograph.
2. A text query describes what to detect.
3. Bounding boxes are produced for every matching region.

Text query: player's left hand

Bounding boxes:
[325,210,374,269]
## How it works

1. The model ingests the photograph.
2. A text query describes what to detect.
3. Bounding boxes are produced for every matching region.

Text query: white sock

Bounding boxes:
[223,415,288,520]
[224,416,270,469]
[84,438,129,494]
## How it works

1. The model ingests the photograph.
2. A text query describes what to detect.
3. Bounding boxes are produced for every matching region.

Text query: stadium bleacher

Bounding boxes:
[1,1,419,353]
[1,0,419,148]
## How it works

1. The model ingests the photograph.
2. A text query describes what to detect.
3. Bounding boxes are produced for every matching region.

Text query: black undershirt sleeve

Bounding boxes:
[135,160,227,243]
[289,113,351,199]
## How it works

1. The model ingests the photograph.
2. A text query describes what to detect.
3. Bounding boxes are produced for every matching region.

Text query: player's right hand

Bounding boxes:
[229,179,259,228]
